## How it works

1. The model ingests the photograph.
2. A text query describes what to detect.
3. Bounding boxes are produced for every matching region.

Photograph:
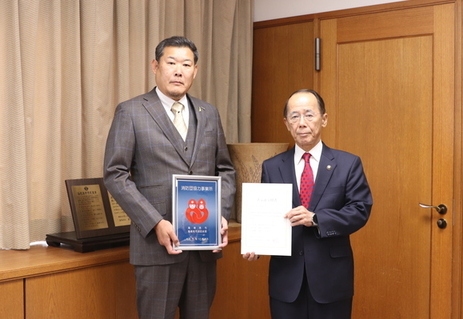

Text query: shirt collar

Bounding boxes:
[155,87,188,109]
[295,140,323,163]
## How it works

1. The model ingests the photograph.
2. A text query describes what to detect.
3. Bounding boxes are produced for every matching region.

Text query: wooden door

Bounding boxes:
[318,3,455,318]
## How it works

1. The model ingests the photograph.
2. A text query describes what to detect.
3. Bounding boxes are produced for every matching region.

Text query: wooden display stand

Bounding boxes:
[46,231,129,253]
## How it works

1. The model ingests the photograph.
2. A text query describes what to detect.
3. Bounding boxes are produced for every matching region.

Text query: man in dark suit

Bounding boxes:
[243,89,372,319]
[104,36,235,319]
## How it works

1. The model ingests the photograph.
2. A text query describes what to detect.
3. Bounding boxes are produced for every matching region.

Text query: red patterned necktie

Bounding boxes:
[300,153,314,208]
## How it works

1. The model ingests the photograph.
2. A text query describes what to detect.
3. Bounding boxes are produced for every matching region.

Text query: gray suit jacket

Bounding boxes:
[104,88,235,266]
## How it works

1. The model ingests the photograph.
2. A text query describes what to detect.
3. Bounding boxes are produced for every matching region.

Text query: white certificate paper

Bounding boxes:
[240,183,292,256]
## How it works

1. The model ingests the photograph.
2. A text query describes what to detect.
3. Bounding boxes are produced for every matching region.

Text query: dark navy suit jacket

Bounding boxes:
[262,143,372,304]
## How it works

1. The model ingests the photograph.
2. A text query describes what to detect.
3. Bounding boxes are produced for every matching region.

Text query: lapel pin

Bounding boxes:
[326,165,332,170]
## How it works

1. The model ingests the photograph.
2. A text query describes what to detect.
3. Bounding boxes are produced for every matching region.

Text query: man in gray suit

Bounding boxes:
[104,36,235,319]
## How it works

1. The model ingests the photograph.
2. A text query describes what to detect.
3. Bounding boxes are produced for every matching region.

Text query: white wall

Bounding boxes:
[254,0,409,21]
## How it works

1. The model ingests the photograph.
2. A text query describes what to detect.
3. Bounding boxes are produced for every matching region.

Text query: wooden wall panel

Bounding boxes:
[251,1,462,318]
[252,21,314,144]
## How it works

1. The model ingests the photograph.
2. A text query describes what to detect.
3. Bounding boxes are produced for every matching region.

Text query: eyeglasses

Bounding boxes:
[287,112,319,124]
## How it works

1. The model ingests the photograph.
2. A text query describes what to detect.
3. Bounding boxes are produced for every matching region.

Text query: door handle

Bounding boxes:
[419,203,448,215]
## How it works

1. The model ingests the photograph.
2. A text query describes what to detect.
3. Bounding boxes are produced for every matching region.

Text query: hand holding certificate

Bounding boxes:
[240,183,292,256]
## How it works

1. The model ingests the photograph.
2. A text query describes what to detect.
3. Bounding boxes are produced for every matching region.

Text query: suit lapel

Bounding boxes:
[310,144,336,210]
[277,148,301,208]
[188,96,206,168]
[141,89,190,163]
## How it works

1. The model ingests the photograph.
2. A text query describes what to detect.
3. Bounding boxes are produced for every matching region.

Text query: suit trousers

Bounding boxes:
[270,271,352,319]
[134,251,217,319]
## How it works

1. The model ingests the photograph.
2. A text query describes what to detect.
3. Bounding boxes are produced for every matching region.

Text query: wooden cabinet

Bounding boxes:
[25,262,136,319]
[0,280,23,319]
[212,223,270,319]
[0,245,137,319]
[0,223,271,319]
